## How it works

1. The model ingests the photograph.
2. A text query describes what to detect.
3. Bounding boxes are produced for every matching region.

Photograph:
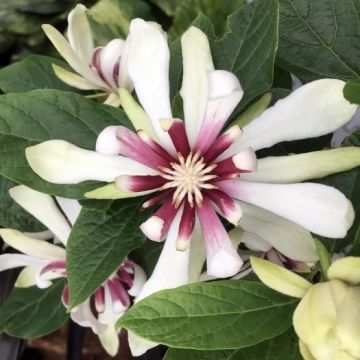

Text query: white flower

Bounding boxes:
[25,20,359,354]
[0,185,146,356]
[43,4,133,106]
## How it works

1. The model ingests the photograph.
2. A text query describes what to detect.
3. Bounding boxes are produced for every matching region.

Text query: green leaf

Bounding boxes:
[213,0,279,113]
[0,89,131,198]
[164,327,301,360]
[344,80,360,105]
[0,176,44,231]
[277,0,360,82]
[67,198,149,309]
[88,0,152,45]
[118,280,297,350]
[0,55,80,93]
[0,280,68,339]
[168,0,246,40]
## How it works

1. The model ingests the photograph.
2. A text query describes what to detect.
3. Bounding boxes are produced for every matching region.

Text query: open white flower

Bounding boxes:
[26,20,358,354]
[0,185,146,356]
[43,4,132,106]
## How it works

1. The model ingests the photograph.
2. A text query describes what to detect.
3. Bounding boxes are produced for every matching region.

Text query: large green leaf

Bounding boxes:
[164,327,301,360]
[118,280,297,350]
[344,80,360,105]
[67,198,150,309]
[277,0,360,82]
[0,89,131,198]
[168,0,246,40]
[88,0,152,45]
[0,280,68,339]
[213,0,279,113]
[0,55,79,93]
[0,176,44,231]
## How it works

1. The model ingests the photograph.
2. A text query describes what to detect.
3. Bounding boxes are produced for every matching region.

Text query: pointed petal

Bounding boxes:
[118,34,133,90]
[15,266,40,288]
[0,254,45,272]
[194,70,243,153]
[327,257,360,285]
[161,118,190,157]
[98,325,119,356]
[115,175,165,192]
[229,227,272,252]
[52,64,98,90]
[42,24,104,87]
[127,19,174,152]
[55,197,81,226]
[196,197,242,278]
[10,185,71,245]
[188,222,206,283]
[177,200,195,250]
[239,201,318,262]
[250,256,312,298]
[180,26,214,146]
[218,180,355,238]
[85,183,154,199]
[0,229,66,260]
[118,88,157,139]
[128,331,158,357]
[222,79,357,158]
[241,147,360,183]
[26,140,157,184]
[67,4,94,63]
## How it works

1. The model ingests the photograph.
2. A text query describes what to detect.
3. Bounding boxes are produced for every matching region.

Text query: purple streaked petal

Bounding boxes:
[194,70,243,154]
[107,279,131,312]
[115,126,169,169]
[140,201,178,241]
[40,260,66,276]
[95,286,105,313]
[117,268,134,289]
[138,130,175,162]
[204,125,243,163]
[161,119,190,157]
[196,197,242,278]
[115,175,166,192]
[177,200,195,251]
[204,189,242,225]
[61,284,69,307]
[141,190,173,209]
[217,180,354,238]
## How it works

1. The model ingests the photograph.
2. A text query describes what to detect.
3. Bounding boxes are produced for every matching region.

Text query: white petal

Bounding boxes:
[15,266,40,287]
[229,227,272,252]
[220,180,354,238]
[23,230,53,240]
[70,300,107,335]
[189,222,206,283]
[126,19,174,152]
[129,207,190,356]
[52,64,99,90]
[104,93,122,107]
[238,202,318,262]
[241,147,360,183]
[128,264,147,297]
[327,257,360,285]
[67,4,94,63]
[55,197,81,226]
[118,36,133,90]
[10,185,71,245]
[85,183,155,199]
[0,229,66,260]
[26,140,157,184]
[222,79,357,158]
[98,325,119,356]
[0,254,45,272]
[194,70,243,152]
[250,257,312,298]
[180,26,214,145]
[96,126,123,155]
[42,24,105,88]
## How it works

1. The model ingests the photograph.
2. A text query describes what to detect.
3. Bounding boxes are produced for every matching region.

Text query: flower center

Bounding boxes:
[161,151,217,208]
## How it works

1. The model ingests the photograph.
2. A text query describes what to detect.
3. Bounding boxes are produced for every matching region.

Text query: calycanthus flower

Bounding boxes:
[251,256,360,360]
[0,185,146,356]
[43,4,132,106]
